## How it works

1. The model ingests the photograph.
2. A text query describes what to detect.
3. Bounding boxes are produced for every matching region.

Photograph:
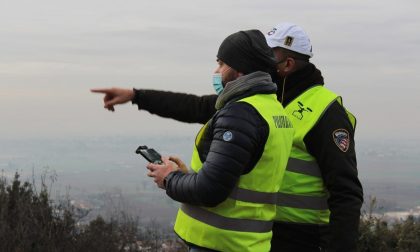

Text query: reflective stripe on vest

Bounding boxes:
[276,85,356,225]
[174,93,294,252]
[229,186,278,205]
[181,204,273,233]
[277,192,328,210]
[286,158,322,177]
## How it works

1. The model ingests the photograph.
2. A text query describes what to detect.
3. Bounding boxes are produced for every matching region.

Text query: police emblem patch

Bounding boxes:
[223,131,233,142]
[333,129,350,152]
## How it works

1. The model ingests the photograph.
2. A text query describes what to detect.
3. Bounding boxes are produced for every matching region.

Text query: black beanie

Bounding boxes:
[217,30,277,74]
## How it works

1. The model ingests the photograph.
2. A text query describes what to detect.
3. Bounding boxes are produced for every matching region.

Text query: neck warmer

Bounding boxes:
[215,71,277,110]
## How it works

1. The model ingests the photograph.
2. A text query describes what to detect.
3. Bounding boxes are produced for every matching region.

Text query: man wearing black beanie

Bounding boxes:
[93,30,295,251]
[145,30,294,252]
[217,30,277,75]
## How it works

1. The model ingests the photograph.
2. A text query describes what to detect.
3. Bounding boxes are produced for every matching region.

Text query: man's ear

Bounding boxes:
[283,58,296,73]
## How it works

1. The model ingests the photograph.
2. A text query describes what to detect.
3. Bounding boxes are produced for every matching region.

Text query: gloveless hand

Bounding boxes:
[147,157,180,189]
[169,156,189,173]
[90,87,135,111]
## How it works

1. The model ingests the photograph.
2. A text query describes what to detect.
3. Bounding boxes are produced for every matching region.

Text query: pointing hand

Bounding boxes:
[91,87,135,111]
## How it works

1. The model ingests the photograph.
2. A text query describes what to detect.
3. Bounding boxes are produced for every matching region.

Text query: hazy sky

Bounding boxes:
[1,0,419,141]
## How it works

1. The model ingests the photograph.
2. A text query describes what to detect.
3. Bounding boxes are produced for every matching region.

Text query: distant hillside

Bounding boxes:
[1,136,419,214]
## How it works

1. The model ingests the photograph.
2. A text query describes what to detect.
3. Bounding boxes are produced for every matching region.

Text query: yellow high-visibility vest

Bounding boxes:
[275,85,356,224]
[174,94,294,252]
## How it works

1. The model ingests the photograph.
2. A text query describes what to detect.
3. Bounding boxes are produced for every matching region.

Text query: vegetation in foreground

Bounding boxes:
[1,172,419,251]
[0,172,186,251]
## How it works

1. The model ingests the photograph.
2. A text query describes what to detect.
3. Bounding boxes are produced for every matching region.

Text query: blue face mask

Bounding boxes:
[212,73,224,95]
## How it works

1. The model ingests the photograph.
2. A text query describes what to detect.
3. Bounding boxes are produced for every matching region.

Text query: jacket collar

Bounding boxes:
[276,63,324,106]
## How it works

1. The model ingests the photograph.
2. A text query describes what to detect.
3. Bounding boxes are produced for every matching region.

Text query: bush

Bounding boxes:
[0,172,186,252]
[358,197,420,252]
[0,173,76,251]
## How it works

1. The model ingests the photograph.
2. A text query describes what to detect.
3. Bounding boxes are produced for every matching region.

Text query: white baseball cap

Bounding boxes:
[265,22,313,58]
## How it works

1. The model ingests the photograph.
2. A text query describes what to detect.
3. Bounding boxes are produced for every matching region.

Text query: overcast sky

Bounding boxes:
[1,0,419,141]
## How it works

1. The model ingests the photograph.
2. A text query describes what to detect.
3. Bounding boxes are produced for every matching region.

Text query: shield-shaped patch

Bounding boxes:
[332,129,350,152]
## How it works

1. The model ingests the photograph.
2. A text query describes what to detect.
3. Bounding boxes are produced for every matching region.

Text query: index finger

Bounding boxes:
[90,88,111,93]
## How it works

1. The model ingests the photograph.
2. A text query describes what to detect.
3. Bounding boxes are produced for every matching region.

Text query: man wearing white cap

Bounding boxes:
[264,22,363,252]
[92,23,363,252]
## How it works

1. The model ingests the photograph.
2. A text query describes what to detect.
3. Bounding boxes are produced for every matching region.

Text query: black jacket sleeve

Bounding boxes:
[304,101,363,252]
[132,89,218,124]
[164,102,268,207]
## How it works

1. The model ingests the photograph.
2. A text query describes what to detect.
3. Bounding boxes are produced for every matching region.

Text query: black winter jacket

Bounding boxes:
[158,73,276,207]
[133,63,363,252]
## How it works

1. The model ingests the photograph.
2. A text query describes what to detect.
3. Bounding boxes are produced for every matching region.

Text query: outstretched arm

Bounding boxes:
[91,87,217,124]
[133,89,217,124]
